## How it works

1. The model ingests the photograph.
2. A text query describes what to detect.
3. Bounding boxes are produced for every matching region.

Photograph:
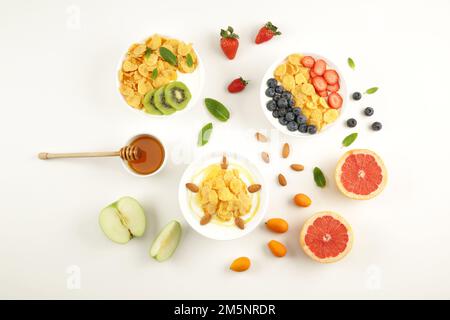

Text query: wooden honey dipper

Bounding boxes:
[38,145,141,161]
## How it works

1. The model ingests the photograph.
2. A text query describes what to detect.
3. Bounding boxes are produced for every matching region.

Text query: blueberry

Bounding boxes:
[265,88,275,97]
[285,112,295,121]
[281,92,292,100]
[307,125,317,134]
[272,110,280,118]
[346,118,357,128]
[352,92,362,100]
[298,124,308,133]
[293,108,301,116]
[371,121,382,131]
[287,121,298,131]
[275,85,284,94]
[267,78,277,88]
[279,117,289,126]
[278,108,287,117]
[364,107,374,116]
[288,99,295,107]
[273,93,281,101]
[277,98,288,108]
[266,100,277,111]
[296,114,307,124]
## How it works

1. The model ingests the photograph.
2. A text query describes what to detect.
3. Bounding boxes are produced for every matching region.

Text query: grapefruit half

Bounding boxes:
[300,211,353,263]
[335,149,387,200]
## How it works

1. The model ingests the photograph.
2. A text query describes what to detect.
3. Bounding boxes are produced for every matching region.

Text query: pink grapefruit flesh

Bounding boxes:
[335,149,387,200]
[300,211,353,263]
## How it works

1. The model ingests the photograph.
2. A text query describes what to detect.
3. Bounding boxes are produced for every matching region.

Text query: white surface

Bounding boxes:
[260,52,348,137]
[178,151,268,240]
[1,0,450,299]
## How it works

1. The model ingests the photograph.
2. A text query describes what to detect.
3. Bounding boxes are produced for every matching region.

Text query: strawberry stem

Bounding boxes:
[239,77,249,85]
[265,21,281,35]
[220,26,239,39]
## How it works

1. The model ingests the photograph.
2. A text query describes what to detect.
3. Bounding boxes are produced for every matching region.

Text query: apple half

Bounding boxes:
[150,220,182,262]
[99,196,146,244]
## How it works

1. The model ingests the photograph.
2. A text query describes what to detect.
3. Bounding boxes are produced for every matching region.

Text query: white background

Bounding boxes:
[1,0,450,299]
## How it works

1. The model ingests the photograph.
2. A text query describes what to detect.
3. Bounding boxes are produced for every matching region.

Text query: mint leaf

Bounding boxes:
[313,167,326,188]
[365,87,379,94]
[198,123,213,146]
[186,53,193,67]
[151,68,158,80]
[347,57,355,70]
[342,132,358,147]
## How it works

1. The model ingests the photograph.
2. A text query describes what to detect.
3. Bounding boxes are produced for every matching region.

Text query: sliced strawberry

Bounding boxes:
[318,90,328,97]
[323,69,339,85]
[301,56,315,68]
[328,92,343,109]
[313,59,326,76]
[327,82,340,92]
[310,69,317,78]
[312,76,327,92]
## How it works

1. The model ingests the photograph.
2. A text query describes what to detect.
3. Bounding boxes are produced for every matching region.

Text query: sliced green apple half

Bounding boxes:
[150,220,182,262]
[99,196,146,244]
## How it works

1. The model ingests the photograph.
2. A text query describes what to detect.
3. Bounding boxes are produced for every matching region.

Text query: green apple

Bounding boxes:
[150,220,182,262]
[99,196,146,244]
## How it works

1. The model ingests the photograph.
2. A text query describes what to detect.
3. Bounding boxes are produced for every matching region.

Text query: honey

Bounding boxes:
[127,135,165,175]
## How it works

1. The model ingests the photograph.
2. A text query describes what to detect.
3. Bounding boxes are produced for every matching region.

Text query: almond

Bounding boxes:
[235,217,245,230]
[255,132,268,142]
[247,184,262,193]
[200,213,212,225]
[282,143,290,158]
[186,183,199,193]
[278,174,287,186]
[290,164,304,171]
[261,152,270,163]
[221,155,228,169]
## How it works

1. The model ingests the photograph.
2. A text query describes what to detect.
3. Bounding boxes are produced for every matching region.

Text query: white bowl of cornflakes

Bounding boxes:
[117,34,205,118]
[260,53,347,137]
[179,152,268,241]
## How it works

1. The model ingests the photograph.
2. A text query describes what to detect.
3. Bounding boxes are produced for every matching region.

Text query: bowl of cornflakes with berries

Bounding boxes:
[260,53,347,137]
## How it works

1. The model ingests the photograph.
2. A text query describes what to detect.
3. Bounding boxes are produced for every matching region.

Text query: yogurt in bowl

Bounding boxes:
[178,152,268,241]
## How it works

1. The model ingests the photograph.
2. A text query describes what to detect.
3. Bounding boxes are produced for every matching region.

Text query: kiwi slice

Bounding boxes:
[154,86,176,115]
[164,81,192,110]
[143,89,163,115]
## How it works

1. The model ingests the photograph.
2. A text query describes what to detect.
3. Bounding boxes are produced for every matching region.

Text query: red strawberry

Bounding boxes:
[318,90,328,97]
[310,69,318,78]
[312,76,327,92]
[313,59,326,76]
[327,82,340,92]
[220,26,239,60]
[255,22,281,44]
[228,77,249,93]
[323,69,339,85]
[328,92,343,109]
[301,56,315,68]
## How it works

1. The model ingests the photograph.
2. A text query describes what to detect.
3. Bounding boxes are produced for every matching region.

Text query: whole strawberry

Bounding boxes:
[220,26,239,60]
[228,77,249,93]
[255,22,281,44]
